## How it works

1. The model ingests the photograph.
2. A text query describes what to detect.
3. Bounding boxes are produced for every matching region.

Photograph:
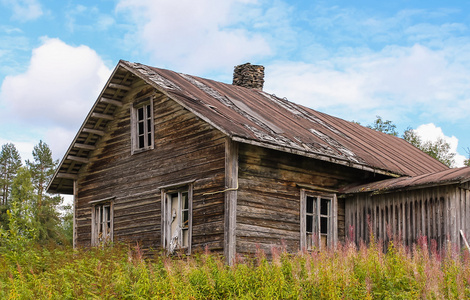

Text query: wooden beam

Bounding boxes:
[91,112,114,120]
[67,155,89,164]
[100,97,123,107]
[56,173,78,180]
[74,143,96,150]
[82,128,105,136]
[108,83,131,91]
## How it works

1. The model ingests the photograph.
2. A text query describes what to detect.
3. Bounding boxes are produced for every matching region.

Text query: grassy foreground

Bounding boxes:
[1,239,469,299]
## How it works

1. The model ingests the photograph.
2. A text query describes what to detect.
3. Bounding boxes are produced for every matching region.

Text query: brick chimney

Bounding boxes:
[232,63,265,90]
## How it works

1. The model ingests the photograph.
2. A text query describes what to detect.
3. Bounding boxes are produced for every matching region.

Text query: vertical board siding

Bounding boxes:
[75,78,226,251]
[345,183,470,251]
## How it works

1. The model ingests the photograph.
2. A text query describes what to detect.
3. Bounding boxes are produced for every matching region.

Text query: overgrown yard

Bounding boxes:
[1,239,469,299]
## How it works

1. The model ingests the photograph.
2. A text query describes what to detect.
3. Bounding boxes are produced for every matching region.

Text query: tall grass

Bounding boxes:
[0,238,469,299]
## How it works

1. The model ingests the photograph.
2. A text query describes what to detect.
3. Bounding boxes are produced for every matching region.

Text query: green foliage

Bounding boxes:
[0,143,22,206]
[367,116,399,136]
[367,117,456,167]
[0,140,70,249]
[403,128,455,167]
[464,148,470,167]
[0,241,469,299]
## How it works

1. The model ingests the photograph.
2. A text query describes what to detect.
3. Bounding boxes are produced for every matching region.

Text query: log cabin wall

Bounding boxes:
[236,143,382,255]
[75,78,227,251]
[345,181,470,251]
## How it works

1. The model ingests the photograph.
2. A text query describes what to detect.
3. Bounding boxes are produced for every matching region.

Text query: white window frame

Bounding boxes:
[300,190,337,250]
[131,96,154,154]
[161,184,193,254]
[91,201,114,246]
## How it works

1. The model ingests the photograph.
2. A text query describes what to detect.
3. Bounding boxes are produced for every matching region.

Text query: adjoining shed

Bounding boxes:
[341,167,470,250]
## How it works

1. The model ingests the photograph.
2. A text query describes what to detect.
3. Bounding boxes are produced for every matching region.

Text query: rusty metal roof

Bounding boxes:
[47,60,449,194]
[340,167,470,194]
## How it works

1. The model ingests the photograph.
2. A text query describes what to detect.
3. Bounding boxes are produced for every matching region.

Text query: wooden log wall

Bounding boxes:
[345,182,470,251]
[236,143,378,255]
[75,78,227,251]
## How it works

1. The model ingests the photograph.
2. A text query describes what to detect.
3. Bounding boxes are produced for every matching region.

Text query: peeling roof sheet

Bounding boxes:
[47,60,449,194]
[125,61,447,177]
[341,167,470,194]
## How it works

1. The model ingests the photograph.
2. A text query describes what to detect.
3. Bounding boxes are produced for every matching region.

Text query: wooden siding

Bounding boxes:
[236,143,381,255]
[345,181,470,251]
[75,78,226,251]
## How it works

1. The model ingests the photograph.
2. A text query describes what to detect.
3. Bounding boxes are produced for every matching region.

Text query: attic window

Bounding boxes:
[131,96,154,154]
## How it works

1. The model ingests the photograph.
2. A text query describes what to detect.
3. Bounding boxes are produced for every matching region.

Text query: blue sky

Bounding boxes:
[0,0,469,167]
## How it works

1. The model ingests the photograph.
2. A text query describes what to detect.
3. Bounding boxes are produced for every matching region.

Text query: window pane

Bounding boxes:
[182,211,189,228]
[306,215,313,233]
[138,107,144,120]
[182,192,188,209]
[320,216,328,234]
[138,122,144,135]
[146,104,151,117]
[321,198,330,215]
[306,196,314,213]
[138,136,144,148]
[147,132,152,147]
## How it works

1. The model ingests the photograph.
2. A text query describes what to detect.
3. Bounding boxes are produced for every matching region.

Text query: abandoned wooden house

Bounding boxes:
[47,60,470,261]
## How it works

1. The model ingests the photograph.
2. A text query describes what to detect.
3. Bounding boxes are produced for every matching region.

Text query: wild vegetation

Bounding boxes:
[1,236,470,299]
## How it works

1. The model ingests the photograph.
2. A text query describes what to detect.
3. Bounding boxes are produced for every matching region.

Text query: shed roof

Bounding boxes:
[340,167,470,195]
[47,60,448,194]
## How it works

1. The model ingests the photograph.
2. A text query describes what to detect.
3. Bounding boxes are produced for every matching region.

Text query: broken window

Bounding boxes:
[301,191,336,250]
[92,202,113,246]
[131,96,154,154]
[162,186,193,253]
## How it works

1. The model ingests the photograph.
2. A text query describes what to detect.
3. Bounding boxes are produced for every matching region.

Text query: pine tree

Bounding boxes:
[0,143,22,205]
[26,140,64,243]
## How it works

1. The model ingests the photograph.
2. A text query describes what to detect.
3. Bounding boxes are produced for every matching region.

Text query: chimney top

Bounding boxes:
[232,63,265,90]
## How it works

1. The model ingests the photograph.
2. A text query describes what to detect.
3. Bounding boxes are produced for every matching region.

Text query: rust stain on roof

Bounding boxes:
[341,167,470,194]
[129,61,448,177]
[47,60,450,194]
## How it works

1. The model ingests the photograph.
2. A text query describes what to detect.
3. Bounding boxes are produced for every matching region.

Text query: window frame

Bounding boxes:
[91,200,114,246]
[161,184,193,254]
[131,96,154,154]
[300,189,337,250]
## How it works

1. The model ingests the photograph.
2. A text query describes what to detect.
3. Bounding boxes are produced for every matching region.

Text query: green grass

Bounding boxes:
[0,239,469,299]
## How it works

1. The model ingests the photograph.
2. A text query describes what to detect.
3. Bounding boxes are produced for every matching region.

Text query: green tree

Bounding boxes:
[464,148,470,167]
[0,143,22,205]
[402,128,455,167]
[0,166,37,254]
[367,116,399,136]
[26,140,65,244]
[367,117,456,167]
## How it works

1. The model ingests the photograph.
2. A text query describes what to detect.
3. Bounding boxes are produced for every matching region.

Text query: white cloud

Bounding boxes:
[116,0,271,73]
[264,42,470,125]
[414,123,466,167]
[0,38,111,129]
[44,127,77,162]
[0,38,111,163]
[1,0,43,21]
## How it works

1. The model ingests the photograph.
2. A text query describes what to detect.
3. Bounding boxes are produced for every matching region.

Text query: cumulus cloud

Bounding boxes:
[0,38,111,161]
[0,38,111,129]
[265,42,470,125]
[116,0,270,73]
[414,123,466,167]
[1,0,43,21]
